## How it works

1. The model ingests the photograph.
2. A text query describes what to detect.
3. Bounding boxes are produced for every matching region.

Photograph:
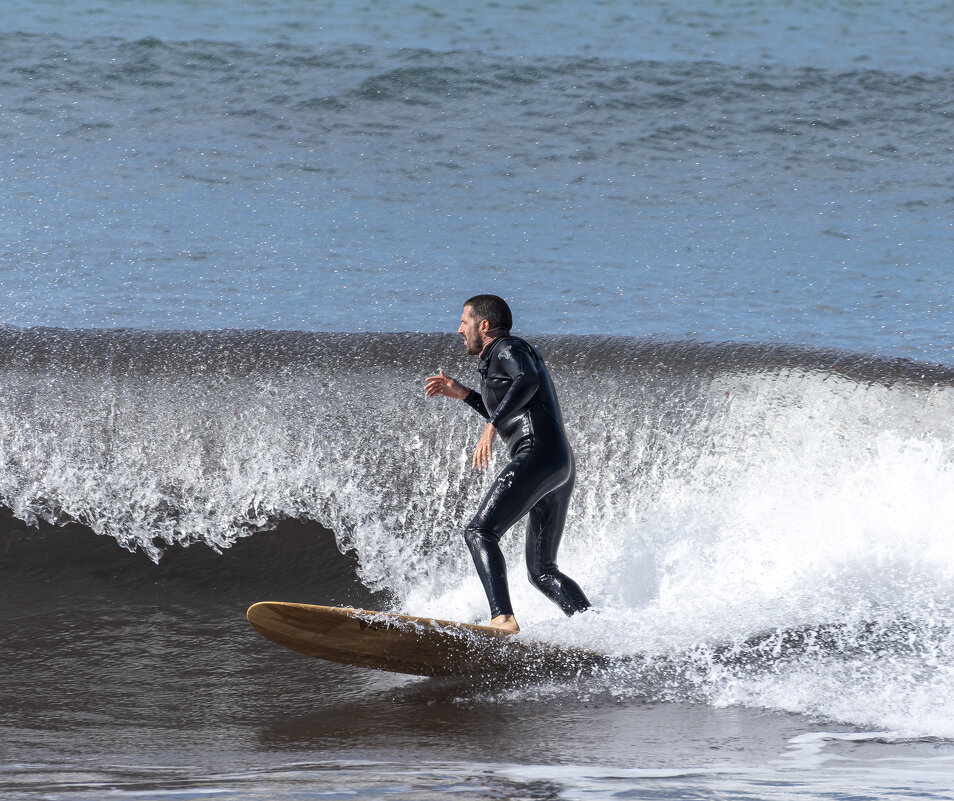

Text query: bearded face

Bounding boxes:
[458,305,484,356]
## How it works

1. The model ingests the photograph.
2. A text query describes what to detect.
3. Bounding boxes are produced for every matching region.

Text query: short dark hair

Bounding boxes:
[464,294,512,333]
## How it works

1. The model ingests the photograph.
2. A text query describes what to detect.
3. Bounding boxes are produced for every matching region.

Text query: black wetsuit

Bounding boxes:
[461,335,591,618]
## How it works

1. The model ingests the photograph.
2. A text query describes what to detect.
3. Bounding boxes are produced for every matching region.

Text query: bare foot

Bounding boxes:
[489,614,520,633]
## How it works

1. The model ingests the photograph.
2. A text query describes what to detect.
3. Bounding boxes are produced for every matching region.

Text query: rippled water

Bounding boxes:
[2,1,953,360]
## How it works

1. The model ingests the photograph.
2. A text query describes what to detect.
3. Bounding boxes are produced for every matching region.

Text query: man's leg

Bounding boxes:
[524,478,591,616]
[464,452,563,626]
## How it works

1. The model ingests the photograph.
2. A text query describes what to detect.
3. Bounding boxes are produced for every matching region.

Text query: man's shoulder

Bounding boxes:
[492,334,533,356]
[496,334,536,348]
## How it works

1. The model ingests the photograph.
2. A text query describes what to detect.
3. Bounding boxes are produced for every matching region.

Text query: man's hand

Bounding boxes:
[424,369,468,400]
[472,422,497,471]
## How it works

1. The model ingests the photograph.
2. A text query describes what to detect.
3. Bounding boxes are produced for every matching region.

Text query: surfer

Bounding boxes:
[424,295,591,632]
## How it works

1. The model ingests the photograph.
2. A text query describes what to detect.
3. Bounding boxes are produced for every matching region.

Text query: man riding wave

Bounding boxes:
[424,294,591,632]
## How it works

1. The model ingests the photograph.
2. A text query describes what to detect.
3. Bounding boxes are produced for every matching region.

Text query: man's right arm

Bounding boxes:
[462,388,489,419]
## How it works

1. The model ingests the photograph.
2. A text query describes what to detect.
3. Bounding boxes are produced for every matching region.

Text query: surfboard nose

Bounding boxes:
[247,601,268,620]
[247,601,284,628]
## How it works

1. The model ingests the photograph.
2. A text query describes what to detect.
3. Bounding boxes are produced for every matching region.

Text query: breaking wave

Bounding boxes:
[2,325,953,737]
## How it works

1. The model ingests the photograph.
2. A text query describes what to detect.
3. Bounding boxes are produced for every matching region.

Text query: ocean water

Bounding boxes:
[2,1,954,799]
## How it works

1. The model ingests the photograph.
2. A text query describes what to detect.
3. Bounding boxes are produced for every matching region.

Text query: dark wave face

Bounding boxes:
[2,326,954,736]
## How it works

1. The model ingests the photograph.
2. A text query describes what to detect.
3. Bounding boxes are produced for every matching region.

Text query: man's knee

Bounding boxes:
[464,523,497,554]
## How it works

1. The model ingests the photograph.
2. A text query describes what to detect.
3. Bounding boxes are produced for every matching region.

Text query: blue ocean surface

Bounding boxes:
[2,0,953,361]
[2,3,954,800]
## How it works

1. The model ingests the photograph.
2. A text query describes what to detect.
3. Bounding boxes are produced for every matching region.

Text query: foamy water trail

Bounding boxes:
[2,327,953,736]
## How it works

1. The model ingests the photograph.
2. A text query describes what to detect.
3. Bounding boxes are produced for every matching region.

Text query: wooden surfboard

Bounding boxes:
[246,601,607,678]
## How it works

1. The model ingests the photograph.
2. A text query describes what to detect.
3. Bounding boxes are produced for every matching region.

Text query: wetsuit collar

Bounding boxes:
[478,334,505,360]
[477,334,508,375]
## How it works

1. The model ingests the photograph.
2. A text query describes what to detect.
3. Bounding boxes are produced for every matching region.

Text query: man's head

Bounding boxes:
[459,294,512,355]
